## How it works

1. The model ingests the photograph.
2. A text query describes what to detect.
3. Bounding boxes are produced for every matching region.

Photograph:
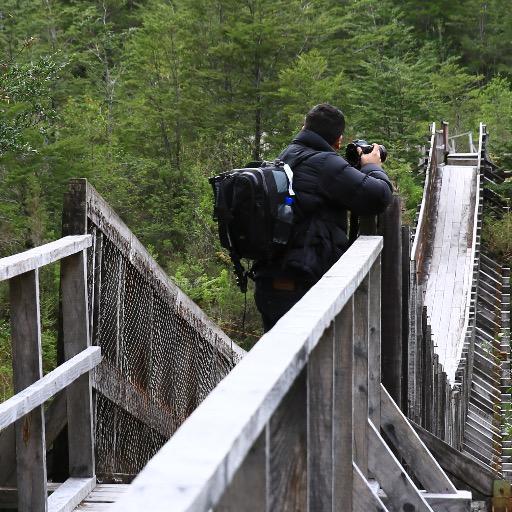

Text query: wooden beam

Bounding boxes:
[0,235,92,282]
[334,300,354,511]
[422,491,472,512]
[380,385,457,494]
[61,250,95,478]
[213,430,265,511]
[378,194,403,407]
[353,275,370,476]
[353,462,389,512]
[0,347,101,430]
[368,257,382,428]
[10,269,47,512]
[368,420,433,512]
[412,421,497,496]
[108,236,383,512]
[307,323,334,510]
[268,370,307,511]
[47,477,96,512]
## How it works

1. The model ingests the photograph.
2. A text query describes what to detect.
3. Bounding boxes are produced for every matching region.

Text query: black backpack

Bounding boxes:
[209,157,309,292]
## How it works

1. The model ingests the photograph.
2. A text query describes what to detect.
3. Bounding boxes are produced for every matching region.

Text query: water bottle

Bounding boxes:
[273,196,294,245]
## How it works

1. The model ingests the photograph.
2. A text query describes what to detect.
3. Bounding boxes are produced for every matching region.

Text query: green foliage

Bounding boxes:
[482,212,512,266]
[1,0,512,362]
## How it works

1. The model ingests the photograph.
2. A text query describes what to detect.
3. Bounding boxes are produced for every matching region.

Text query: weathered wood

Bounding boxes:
[368,257,381,428]
[333,300,354,511]
[353,275,369,476]
[214,430,265,511]
[61,250,95,478]
[422,491,472,512]
[0,347,101,430]
[0,235,91,282]
[108,236,383,512]
[353,463,389,512]
[367,420,433,512]
[412,421,496,496]
[380,385,457,494]
[47,477,96,512]
[307,323,334,510]
[10,269,47,512]
[378,194,402,407]
[268,370,307,512]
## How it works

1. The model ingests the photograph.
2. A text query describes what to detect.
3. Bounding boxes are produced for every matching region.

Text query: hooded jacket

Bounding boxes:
[256,129,393,281]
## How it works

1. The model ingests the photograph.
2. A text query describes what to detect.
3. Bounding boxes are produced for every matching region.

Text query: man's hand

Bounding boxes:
[359,143,382,166]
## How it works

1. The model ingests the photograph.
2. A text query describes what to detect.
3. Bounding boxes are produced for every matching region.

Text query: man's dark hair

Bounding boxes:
[304,103,345,146]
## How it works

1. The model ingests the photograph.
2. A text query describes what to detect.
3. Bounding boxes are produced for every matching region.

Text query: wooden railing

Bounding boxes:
[109,236,469,512]
[0,235,102,512]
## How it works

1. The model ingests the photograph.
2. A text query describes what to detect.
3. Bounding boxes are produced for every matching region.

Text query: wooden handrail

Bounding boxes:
[0,346,101,430]
[0,235,91,281]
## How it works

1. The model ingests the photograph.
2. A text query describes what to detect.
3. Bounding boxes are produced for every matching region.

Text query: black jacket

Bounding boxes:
[256,129,393,281]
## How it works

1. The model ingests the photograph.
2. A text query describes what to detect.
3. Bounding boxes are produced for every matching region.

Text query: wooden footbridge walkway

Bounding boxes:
[0,122,510,511]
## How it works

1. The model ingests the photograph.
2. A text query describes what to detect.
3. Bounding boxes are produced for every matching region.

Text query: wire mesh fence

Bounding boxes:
[63,179,243,479]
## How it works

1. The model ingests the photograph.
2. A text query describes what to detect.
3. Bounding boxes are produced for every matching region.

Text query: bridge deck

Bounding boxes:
[423,162,478,382]
[72,484,129,511]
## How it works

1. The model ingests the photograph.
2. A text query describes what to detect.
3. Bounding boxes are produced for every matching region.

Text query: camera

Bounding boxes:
[345,139,388,168]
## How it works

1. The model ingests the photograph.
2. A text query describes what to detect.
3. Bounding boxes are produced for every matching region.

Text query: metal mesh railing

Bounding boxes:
[62,179,244,479]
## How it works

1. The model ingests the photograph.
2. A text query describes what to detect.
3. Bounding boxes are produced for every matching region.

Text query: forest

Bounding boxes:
[1,0,512,398]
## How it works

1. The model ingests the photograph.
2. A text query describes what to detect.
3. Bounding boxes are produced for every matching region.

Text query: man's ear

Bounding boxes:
[332,135,343,150]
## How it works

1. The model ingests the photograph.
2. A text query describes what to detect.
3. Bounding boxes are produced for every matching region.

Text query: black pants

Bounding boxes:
[254,279,313,332]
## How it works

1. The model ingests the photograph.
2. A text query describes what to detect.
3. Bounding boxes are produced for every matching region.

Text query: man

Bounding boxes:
[254,103,393,331]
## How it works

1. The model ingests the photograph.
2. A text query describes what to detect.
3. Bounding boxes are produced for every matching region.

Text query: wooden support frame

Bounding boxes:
[1,237,101,512]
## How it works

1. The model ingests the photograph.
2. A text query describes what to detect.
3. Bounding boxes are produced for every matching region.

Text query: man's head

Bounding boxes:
[304,103,345,149]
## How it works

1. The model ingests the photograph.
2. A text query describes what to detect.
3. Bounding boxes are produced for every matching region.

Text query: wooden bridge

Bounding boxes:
[0,122,510,511]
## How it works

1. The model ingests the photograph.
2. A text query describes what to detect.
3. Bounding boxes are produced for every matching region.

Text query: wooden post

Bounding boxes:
[214,431,266,511]
[368,257,381,428]
[378,195,402,407]
[401,226,410,413]
[442,121,449,153]
[333,299,354,511]
[10,269,48,512]
[268,370,307,511]
[61,251,95,477]
[353,276,369,476]
[307,323,334,510]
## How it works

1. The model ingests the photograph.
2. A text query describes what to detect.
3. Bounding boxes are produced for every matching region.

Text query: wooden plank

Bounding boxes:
[0,347,101,430]
[367,420,433,512]
[378,195,402,406]
[108,236,383,512]
[9,269,47,512]
[307,323,334,510]
[353,275,369,476]
[412,420,496,496]
[61,251,95,478]
[368,257,382,428]
[214,430,265,511]
[380,385,457,494]
[422,491,472,511]
[0,235,92,281]
[268,370,307,511]
[353,462,389,512]
[48,477,96,512]
[333,300,354,511]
